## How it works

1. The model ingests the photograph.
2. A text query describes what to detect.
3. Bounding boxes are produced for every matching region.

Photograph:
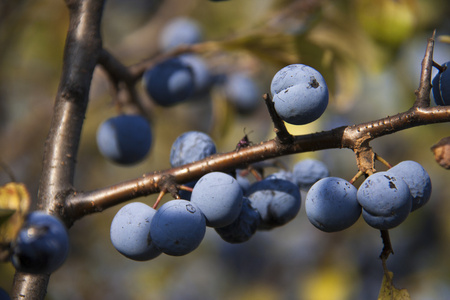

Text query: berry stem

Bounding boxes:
[375,154,393,169]
[249,167,263,181]
[349,170,364,184]
[153,190,166,209]
[432,61,447,73]
[379,229,394,261]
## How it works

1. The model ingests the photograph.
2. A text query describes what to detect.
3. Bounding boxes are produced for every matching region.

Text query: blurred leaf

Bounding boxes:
[301,266,354,300]
[378,271,411,300]
[220,32,299,66]
[438,35,450,44]
[0,183,30,261]
[355,0,418,47]
[210,87,236,141]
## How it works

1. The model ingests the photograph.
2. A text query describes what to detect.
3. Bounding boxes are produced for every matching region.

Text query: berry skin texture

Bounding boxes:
[110,202,161,261]
[12,211,69,274]
[357,172,412,230]
[170,131,216,167]
[246,178,301,230]
[142,58,195,106]
[270,64,329,125]
[293,159,330,189]
[305,177,361,232]
[97,115,152,165]
[191,172,244,228]
[150,200,206,256]
[432,62,450,106]
[159,18,202,51]
[215,197,261,243]
[387,160,432,212]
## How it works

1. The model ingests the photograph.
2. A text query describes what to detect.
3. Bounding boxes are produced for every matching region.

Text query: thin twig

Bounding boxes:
[380,229,394,260]
[263,93,294,144]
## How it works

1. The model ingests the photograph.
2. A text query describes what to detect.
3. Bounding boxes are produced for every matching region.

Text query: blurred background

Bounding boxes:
[0,0,450,299]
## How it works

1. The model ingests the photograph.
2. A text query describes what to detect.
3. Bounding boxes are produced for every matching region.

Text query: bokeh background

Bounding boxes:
[1,0,450,299]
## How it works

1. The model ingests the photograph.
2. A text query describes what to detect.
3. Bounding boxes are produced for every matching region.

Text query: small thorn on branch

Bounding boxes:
[414,30,436,108]
[153,190,165,209]
[263,93,294,144]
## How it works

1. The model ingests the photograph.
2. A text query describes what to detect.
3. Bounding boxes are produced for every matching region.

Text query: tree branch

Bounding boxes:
[66,105,450,222]
[11,0,105,299]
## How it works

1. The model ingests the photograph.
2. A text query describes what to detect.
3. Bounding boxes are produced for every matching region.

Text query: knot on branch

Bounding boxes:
[353,134,376,175]
[158,174,180,199]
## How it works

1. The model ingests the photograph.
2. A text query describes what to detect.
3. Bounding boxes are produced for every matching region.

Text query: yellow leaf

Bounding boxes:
[378,271,411,300]
[0,183,31,261]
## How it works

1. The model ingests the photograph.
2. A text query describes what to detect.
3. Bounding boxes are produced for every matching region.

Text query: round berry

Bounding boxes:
[170,131,216,167]
[191,172,244,227]
[110,202,161,261]
[246,178,301,230]
[179,54,211,94]
[293,159,330,189]
[12,211,69,274]
[270,64,329,125]
[387,160,432,211]
[159,18,202,51]
[97,115,152,165]
[215,197,261,243]
[432,61,450,106]
[142,58,195,106]
[357,172,412,229]
[305,177,361,232]
[224,73,261,114]
[150,200,206,256]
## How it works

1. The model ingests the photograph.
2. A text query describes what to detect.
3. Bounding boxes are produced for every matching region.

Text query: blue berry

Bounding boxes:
[265,170,295,182]
[12,211,69,274]
[246,178,301,229]
[357,172,412,229]
[97,115,152,165]
[305,177,361,232]
[387,160,432,211]
[432,62,450,106]
[235,170,251,194]
[110,202,161,261]
[159,17,202,51]
[270,64,329,125]
[361,209,409,231]
[293,158,330,189]
[142,58,195,106]
[150,200,206,256]
[191,172,244,227]
[179,54,211,94]
[0,287,10,300]
[215,197,261,243]
[224,73,261,114]
[170,131,216,167]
